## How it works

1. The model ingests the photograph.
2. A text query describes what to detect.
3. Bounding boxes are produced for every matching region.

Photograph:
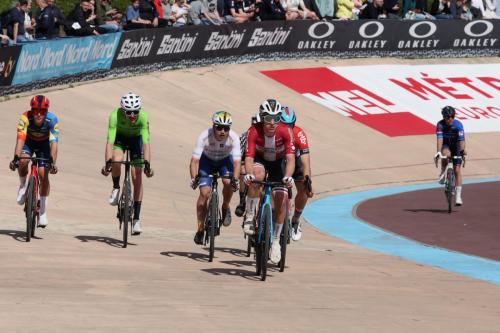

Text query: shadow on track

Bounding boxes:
[404,208,452,214]
[75,235,136,248]
[201,267,261,280]
[160,251,210,262]
[0,229,42,242]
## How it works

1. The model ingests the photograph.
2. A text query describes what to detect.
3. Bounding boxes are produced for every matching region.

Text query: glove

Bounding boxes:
[190,176,199,190]
[101,159,112,176]
[231,178,240,192]
[243,174,255,185]
[144,160,154,178]
[434,152,443,160]
[50,164,58,174]
[282,176,294,187]
[9,155,19,171]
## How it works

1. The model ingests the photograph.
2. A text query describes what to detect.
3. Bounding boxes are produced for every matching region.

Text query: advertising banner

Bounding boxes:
[0,45,22,86]
[262,64,500,137]
[12,33,122,85]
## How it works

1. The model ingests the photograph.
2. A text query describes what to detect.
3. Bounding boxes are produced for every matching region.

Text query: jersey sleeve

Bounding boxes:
[436,122,444,140]
[107,110,118,144]
[140,111,150,144]
[284,126,296,156]
[295,127,310,154]
[17,112,28,141]
[192,129,208,158]
[456,121,465,141]
[230,131,241,161]
[48,114,60,143]
[245,127,257,158]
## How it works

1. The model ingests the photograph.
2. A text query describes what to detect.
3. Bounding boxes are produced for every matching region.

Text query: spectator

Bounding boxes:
[302,0,322,18]
[138,0,169,27]
[94,0,121,32]
[172,0,190,26]
[47,0,66,35]
[188,0,209,25]
[402,0,428,17]
[124,0,154,29]
[224,0,255,23]
[283,0,320,19]
[314,0,334,19]
[35,0,57,39]
[384,0,401,17]
[335,0,362,19]
[360,0,386,18]
[160,0,176,21]
[24,0,36,40]
[202,0,224,24]
[65,0,101,36]
[469,0,485,17]
[6,0,31,44]
[430,0,453,18]
[259,0,286,20]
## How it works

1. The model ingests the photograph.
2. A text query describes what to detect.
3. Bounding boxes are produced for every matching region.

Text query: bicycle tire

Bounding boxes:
[208,192,218,262]
[279,200,290,272]
[446,168,454,213]
[246,233,252,257]
[25,177,35,242]
[261,206,271,281]
[122,182,131,248]
[255,206,262,276]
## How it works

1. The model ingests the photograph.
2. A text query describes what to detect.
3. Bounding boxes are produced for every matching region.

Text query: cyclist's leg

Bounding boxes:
[219,156,234,226]
[36,143,51,226]
[243,161,265,235]
[269,159,287,263]
[108,136,125,205]
[16,142,32,204]
[197,154,214,232]
[453,153,463,205]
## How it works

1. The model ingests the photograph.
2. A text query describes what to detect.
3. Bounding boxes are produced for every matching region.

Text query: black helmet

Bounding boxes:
[441,106,456,119]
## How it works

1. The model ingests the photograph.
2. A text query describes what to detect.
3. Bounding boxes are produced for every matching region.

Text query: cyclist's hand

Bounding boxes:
[101,159,112,176]
[282,176,294,188]
[461,149,467,156]
[434,152,443,167]
[190,176,199,190]
[9,155,19,171]
[49,164,58,174]
[243,174,255,185]
[144,160,154,178]
[304,175,313,198]
[231,178,240,192]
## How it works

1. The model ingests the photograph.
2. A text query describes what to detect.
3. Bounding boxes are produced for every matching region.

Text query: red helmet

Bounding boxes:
[30,95,50,113]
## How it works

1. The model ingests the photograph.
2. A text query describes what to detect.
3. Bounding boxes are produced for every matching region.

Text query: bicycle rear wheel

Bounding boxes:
[260,206,271,281]
[25,177,35,242]
[122,184,132,248]
[207,193,218,262]
[446,168,454,213]
[279,201,290,272]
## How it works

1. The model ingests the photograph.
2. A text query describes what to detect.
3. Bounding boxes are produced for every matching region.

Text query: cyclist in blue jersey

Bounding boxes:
[434,106,466,206]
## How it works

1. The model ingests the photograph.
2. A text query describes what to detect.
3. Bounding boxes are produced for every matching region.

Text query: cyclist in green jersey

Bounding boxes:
[101,93,154,235]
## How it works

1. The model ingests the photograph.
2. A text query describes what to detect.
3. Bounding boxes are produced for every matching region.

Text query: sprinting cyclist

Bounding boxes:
[280,106,313,241]
[9,95,59,228]
[434,106,466,206]
[101,93,154,235]
[189,111,241,245]
[235,114,258,217]
[243,99,295,265]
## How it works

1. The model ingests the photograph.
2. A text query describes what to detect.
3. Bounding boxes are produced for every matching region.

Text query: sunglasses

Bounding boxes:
[214,125,230,132]
[125,110,139,116]
[32,108,48,116]
[263,114,281,123]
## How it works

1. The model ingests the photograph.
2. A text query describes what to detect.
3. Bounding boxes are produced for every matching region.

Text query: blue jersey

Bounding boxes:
[17,111,60,144]
[436,119,464,152]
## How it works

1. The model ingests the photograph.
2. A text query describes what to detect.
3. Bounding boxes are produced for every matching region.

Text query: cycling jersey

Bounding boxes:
[17,111,59,143]
[292,126,310,157]
[192,128,241,161]
[107,108,150,144]
[240,130,248,158]
[436,119,465,153]
[245,123,295,161]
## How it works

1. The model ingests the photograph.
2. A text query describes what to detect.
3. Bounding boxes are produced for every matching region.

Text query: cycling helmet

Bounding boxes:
[212,111,233,126]
[259,99,282,116]
[441,106,456,119]
[120,93,142,112]
[30,95,50,112]
[251,115,258,125]
[280,106,296,125]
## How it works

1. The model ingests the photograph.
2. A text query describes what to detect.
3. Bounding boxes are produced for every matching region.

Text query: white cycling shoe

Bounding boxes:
[269,238,281,264]
[16,186,27,205]
[132,219,142,235]
[38,213,48,228]
[291,222,302,241]
[455,196,463,206]
[108,188,120,206]
[243,220,255,236]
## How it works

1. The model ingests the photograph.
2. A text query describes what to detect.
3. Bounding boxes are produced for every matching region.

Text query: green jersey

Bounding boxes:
[107,108,150,144]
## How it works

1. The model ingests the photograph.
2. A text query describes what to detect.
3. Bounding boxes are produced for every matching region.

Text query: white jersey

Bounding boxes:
[192,128,241,161]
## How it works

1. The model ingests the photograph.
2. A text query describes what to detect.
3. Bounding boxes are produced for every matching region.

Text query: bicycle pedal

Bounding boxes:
[38,225,46,229]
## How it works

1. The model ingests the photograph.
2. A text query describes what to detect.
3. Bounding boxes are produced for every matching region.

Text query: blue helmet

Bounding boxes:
[441,106,456,119]
[280,106,296,125]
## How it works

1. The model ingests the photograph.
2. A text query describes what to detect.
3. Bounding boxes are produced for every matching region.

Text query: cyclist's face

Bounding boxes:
[444,116,454,125]
[213,124,230,140]
[263,119,278,136]
[124,109,139,123]
[32,109,47,125]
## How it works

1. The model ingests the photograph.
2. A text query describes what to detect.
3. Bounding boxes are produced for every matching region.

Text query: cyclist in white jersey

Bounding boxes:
[189,111,241,245]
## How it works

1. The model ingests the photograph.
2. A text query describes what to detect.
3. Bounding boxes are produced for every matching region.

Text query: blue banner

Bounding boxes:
[12,33,121,85]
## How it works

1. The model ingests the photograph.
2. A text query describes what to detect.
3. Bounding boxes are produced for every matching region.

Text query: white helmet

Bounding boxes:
[259,99,282,116]
[120,93,142,112]
[212,111,233,126]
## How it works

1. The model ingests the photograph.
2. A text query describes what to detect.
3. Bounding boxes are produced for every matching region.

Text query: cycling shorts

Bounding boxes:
[21,139,51,168]
[254,156,285,184]
[198,153,234,188]
[442,144,463,166]
[113,134,144,166]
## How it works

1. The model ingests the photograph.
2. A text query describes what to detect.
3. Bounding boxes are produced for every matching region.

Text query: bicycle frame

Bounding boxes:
[112,151,134,248]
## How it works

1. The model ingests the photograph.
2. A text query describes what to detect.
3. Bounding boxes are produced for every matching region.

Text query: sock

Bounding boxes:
[19,176,27,188]
[292,209,303,224]
[245,197,259,221]
[133,201,141,220]
[40,196,48,215]
[239,190,246,204]
[456,186,462,197]
[273,223,283,238]
[112,176,120,189]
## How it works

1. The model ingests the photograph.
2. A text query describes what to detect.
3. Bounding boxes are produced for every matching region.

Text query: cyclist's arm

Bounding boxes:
[296,127,311,177]
[189,156,199,179]
[15,114,28,157]
[284,154,295,178]
[457,122,466,155]
[140,112,151,163]
[436,138,443,154]
[244,156,254,176]
[49,114,60,164]
[143,143,151,164]
[50,142,58,165]
[190,130,207,178]
[230,131,241,179]
[436,123,444,153]
[300,153,311,178]
[105,111,117,161]
[244,127,257,175]
[283,126,296,177]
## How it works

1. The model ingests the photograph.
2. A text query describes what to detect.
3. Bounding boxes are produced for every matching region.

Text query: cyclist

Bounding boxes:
[9,95,59,228]
[280,106,313,241]
[189,111,241,245]
[243,99,295,265]
[101,93,154,235]
[434,106,466,206]
[235,114,258,217]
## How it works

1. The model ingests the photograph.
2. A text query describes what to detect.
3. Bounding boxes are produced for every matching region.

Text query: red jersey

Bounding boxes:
[245,123,295,161]
[292,126,310,156]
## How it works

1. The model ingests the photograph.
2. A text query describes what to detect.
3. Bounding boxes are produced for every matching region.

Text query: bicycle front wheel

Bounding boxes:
[208,193,218,262]
[25,177,35,242]
[279,201,290,272]
[122,185,132,248]
[446,168,455,213]
[260,206,272,281]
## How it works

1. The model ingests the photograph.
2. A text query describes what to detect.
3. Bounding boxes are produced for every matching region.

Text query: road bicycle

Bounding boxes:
[112,151,134,248]
[435,154,465,213]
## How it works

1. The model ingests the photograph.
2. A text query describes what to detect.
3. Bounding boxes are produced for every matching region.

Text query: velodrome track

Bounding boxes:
[1,57,499,332]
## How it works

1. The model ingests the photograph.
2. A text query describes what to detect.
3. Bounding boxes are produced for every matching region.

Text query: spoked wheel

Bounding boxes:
[260,207,271,281]
[207,194,218,262]
[279,202,290,272]
[25,177,35,242]
[446,169,455,213]
[246,234,252,257]
[122,189,131,248]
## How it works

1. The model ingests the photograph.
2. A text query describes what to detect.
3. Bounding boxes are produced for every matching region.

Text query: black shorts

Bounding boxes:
[254,156,284,183]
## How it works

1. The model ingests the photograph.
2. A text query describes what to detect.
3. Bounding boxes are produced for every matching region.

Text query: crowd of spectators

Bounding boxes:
[1,0,499,46]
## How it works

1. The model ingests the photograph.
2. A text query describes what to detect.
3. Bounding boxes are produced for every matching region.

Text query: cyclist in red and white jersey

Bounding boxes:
[243,99,295,265]
[280,106,313,241]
